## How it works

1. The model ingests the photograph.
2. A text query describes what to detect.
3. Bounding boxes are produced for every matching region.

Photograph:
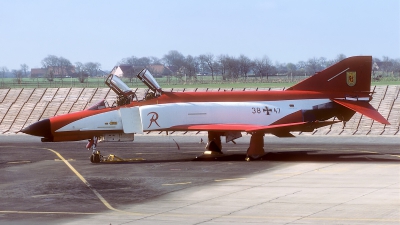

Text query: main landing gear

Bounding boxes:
[245,132,265,161]
[203,131,265,161]
[87,137,102,163]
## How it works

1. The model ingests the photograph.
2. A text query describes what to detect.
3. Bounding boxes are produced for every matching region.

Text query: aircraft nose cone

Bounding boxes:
[21,119,52,138]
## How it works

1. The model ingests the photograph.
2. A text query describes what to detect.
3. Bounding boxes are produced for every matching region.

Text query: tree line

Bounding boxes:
[1,52,399,83]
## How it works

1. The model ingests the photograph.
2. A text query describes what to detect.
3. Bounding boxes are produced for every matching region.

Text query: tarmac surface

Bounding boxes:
[0,134,399,225]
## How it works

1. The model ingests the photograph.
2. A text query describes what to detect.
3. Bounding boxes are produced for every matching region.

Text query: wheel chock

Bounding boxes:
[102,154,145,163]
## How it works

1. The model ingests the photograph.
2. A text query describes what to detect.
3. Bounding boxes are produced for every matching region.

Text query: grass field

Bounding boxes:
[0,75,399,89]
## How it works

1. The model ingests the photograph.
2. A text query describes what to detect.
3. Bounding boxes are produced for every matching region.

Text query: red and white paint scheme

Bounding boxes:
[21,56,390,162]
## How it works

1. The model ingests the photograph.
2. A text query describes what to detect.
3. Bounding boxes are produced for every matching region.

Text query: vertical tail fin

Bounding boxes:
[287,56,390,125]
[287,56,372,93]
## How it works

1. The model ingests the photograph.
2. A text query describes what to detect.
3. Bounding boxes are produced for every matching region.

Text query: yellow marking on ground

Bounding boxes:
[42,148,142,215]
[162,182,192,186]
[214,178,246,182]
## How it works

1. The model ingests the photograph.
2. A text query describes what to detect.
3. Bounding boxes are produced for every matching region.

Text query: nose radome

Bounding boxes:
[21,119,52,138]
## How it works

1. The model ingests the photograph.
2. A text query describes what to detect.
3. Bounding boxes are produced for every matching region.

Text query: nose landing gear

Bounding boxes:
[87,137,102,163]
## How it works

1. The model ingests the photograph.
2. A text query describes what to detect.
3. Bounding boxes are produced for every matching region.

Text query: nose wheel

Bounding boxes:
[87,137,102,163]
[90,151,102,163]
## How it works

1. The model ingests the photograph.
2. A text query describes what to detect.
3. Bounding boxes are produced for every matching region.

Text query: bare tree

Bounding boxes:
[20,64,29,78]
[238,54,253,79]
[58,57,73,79]
[199,53,216,80]
[326,54,346,67]
[381,56,394,76]
[41,55,73,81]
[218,55,229,80]
[183,55,199,81]
[120,56,137,65]
[84,62,101,77]
[334,54,346,63]
[226,56,240,80]
[254,56,273,81]
[305,57,326,75]
[286,63,297,81]
[12,69,23,84]
[1,66,8,81]
[75,62,87,83]
[150,56,162,65]
[163,50,185,70]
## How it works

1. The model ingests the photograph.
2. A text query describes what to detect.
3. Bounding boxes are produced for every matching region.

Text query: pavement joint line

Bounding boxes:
[0,210,399,222]
[0,211,103,215]
[31,193,65,198]
[329,149,400,159]
[2,144,400,221]
[214,178,246,182]
[286,180,400,224]
[162,182,192,186]
[196,163,351,224]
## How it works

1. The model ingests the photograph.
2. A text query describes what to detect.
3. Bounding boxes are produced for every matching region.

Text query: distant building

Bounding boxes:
[110,65,143,78]
[30,68,47,78]
[30,66,75,78]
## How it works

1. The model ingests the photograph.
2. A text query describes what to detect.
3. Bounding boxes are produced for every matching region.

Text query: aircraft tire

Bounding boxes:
[90,154,94,163]
[93,154,100,163]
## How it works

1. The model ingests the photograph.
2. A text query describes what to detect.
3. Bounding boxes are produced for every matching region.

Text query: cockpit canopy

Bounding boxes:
[136,69,162,96]
[103,69,162,107]
[105,73,133,97]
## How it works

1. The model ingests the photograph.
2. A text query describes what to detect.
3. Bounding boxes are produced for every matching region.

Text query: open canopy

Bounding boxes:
[105,73,133,97]
[136,69,162,95]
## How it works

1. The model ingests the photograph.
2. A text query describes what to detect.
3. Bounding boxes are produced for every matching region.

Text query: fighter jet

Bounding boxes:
[21,56,389,162]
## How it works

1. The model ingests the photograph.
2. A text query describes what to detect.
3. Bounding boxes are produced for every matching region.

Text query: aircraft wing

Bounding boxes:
[170,121,340,137]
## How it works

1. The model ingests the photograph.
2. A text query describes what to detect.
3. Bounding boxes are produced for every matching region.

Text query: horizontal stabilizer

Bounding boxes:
[332,99,390,125]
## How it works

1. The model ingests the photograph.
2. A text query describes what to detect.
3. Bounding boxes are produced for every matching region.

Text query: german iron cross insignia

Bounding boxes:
[346,71,356,86]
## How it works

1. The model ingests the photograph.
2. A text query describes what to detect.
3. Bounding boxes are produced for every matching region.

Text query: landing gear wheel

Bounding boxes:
[90,153,101,163]
[94,154,100,163]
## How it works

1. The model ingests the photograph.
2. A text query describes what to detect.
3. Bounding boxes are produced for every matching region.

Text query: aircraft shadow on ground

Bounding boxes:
[99,150,400,164]
[200,150,400,162]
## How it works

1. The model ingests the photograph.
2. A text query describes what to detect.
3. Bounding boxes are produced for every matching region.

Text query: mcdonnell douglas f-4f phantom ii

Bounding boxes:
[21,56,389,162]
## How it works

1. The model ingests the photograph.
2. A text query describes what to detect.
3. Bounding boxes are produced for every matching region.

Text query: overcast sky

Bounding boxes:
[1,0,399,70]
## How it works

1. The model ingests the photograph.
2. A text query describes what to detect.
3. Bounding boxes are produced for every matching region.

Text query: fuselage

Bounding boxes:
[34,90,361,142]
